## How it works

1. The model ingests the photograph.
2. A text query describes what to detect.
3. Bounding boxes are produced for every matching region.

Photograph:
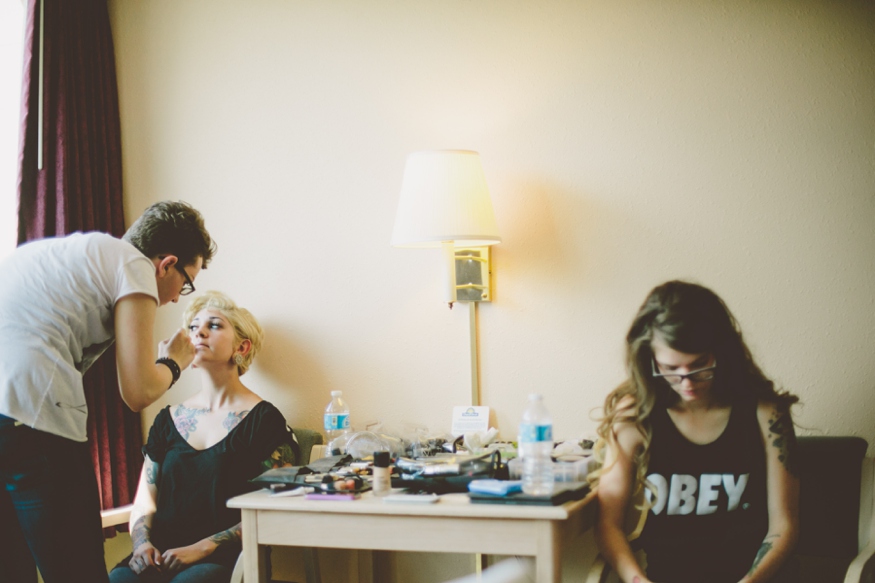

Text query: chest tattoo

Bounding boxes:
[223,410,250,432]
[172,404,209,440]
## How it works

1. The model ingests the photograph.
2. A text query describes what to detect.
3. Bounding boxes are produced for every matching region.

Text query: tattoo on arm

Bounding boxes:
[208,523,242,546]
[223,410,250,432]
[173,404,209,439]
[767,408,797,476]
[131,516,151,549]
[145,459,159,485]
[262,443,296,470]
[749,534,779,575]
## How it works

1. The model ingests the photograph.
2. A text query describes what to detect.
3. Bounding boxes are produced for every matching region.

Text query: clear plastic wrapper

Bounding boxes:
[343,431,406,459]
[347,421,456,458]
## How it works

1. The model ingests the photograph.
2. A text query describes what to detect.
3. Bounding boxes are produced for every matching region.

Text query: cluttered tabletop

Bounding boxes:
[231,416,597,519]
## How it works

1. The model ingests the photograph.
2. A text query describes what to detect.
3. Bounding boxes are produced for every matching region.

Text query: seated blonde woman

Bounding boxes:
[110,291,297,583]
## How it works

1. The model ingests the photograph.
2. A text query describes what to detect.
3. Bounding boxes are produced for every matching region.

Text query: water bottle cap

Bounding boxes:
[528,393,543,401]
[331,391,342,397]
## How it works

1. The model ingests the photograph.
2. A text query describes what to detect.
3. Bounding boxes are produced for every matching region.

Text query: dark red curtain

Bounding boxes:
[16,0,142,534]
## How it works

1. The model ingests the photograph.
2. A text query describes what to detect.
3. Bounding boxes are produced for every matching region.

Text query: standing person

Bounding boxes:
[0,201,216,583]
[590,280,800,583]
[109,291,297,583]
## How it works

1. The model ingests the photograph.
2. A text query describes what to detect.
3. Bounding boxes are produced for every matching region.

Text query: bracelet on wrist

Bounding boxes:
[155,357,181,388]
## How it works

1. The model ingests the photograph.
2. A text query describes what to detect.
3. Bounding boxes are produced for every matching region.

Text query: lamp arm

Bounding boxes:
[442,241,457,307]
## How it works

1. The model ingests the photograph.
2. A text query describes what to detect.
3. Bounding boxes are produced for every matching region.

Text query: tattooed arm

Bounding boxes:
[128,455,164,573]
[738,400,800,583]
[161,523,242,573]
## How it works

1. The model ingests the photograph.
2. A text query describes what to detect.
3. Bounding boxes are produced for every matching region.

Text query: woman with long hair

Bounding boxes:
[590,281,799,583]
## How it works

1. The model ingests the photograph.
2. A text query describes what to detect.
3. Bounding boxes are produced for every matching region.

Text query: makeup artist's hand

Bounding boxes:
[158,327,195,370]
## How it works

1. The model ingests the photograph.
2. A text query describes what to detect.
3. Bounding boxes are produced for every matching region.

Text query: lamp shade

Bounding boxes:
[391,150,501,248]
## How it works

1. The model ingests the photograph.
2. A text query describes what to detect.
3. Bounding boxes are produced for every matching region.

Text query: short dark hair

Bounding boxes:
[123,201,216,268]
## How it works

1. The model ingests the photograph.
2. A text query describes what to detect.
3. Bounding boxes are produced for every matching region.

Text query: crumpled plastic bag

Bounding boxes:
[463,427,499,452]
[552,439,589,458]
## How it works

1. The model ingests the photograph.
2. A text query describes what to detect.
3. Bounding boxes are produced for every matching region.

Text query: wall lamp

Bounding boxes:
[391,150,501,407]
[391,150,501,307]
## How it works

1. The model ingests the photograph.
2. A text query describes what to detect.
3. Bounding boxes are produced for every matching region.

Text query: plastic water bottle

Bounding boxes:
[519,394,555,496]
[324,391,351,443]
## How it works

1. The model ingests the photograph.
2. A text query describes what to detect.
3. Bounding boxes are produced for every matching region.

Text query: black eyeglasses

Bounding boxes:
[175,264,196,296]
[652,358,717,385]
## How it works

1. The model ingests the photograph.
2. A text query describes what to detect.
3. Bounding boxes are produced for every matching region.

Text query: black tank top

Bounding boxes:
[637,396,768,583]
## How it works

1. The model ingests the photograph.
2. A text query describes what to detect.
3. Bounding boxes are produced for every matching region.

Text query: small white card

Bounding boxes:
[451,406,490,437]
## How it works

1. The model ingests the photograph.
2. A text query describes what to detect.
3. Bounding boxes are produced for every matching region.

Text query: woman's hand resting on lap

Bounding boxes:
[130,541,163,574]
[161,540,217,573]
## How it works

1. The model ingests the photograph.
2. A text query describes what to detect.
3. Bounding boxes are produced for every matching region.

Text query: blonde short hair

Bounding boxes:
[182,291,264,376]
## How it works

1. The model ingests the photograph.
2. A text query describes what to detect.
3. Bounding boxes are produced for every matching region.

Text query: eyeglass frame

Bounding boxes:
[174,263,196,296]
[651,357,717,385]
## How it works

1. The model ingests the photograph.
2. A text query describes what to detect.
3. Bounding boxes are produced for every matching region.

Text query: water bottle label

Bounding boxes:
[324,413,350,431]
[519,423,552,443]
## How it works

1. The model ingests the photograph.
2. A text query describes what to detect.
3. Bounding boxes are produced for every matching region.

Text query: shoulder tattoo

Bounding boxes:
[173,404,209,439]
[145,459,159,485]
[262,442,296,470]
[767,408,798,476]
[223,409,250,432]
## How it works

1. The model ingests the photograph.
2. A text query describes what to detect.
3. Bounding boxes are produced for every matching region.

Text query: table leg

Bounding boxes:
[478,553,489,573]
[241,508,269,583]
[535,521,562,583]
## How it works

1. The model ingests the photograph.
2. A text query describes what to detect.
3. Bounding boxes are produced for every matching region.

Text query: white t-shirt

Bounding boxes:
[0,232,159,442]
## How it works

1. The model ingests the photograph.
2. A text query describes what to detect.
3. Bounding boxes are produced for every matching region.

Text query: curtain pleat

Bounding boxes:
[16,0,141,537]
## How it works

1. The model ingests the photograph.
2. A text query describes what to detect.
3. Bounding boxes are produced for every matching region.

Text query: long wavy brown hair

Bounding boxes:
[588,280,798,498]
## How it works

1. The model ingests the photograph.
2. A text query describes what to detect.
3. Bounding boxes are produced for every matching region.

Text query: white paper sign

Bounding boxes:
[451,406,490,437]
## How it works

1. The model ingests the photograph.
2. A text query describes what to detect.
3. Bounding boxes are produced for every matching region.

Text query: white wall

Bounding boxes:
[108,1,874,580]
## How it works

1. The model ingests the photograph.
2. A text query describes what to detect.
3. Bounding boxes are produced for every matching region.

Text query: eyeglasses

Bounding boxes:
[175,264,196,296]
[651,358,717,385]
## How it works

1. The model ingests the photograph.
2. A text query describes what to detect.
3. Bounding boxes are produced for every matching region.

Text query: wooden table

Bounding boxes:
[227,488,597,583]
